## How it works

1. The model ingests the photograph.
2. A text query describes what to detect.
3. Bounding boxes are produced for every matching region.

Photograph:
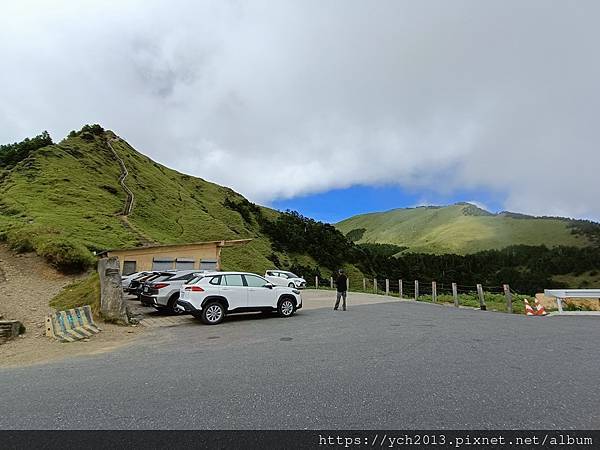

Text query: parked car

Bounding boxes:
[265,270,306,289]
[177,272,302,324]
[140,270,204,314]
[126,272,165,296]
[122,271,152,291]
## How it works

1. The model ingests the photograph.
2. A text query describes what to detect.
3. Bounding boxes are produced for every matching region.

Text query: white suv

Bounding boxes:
[265,270,306,289]
[176,272,302,325]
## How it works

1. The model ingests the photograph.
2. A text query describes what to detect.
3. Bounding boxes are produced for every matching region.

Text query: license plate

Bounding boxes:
[143,286,149,292]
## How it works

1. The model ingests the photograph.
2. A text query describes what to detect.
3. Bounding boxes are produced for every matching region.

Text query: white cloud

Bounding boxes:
[1,0,599,219]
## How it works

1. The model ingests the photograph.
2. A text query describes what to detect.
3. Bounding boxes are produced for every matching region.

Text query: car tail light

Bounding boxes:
[185,286,204,292]
[153,283,170,289]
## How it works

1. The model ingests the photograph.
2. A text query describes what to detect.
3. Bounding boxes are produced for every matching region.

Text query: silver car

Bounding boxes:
[140,270,204,314]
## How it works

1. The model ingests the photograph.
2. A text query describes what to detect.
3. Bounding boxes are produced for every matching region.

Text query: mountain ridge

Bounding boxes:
[336,202,598,255]
[0,125,328,276]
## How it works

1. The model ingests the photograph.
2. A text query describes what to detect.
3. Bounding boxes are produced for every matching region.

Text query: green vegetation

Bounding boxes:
[49,272,101,314]
[412,293,528,314]
[337,203,592,254]
[2,126,599,302]
[0,131,53,169]
[0,126,364,280]
[357,244,600,294]
[553,271,600,289]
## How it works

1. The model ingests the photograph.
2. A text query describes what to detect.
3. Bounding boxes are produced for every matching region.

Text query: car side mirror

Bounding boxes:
[264,283,274,289]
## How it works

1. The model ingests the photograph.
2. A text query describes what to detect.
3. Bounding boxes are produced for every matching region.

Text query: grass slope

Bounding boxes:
[0,129,288,274]
[336,203,590,255]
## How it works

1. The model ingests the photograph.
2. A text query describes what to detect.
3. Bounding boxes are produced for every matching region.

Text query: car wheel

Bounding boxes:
[167,294,183,315]
[201,302,225,325]
[288,282,295,288]
[278,297,295,318]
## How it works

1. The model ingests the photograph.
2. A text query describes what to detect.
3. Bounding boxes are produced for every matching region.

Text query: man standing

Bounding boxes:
[334,269,348,311]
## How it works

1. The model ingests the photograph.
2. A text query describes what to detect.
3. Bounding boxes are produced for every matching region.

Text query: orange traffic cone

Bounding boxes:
[524,299,536,316]
[533,298,547,316]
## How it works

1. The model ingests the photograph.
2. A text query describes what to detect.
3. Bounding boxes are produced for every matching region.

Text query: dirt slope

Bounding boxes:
[0,245,140,367]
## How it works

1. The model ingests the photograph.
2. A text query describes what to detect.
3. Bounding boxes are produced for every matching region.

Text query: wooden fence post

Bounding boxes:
[477,284,487,311]
[432,281,437,303]
[330,277,334,289]
[373,278,377,294]
[362,278,366,291]
[315,276,319,289]
[414,280,419,301]
[504,284,513,314]
[452,282,458,307]
[347,276,350,292]
[385,279,389,296]
[399,279,403,299]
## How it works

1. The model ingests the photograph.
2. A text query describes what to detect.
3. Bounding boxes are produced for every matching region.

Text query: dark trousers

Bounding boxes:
[334,291,347,310]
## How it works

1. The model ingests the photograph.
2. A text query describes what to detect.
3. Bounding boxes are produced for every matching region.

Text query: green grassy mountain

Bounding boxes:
[336,203,594,255]
[0,125,326,276]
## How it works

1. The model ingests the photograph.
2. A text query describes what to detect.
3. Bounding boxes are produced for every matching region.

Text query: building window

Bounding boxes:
[123,261,137,275]
[152,257,174,271]
[200,259,218,271]
[175,258,195,270]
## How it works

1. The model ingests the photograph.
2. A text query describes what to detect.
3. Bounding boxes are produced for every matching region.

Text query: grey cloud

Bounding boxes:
[1,0,599,219]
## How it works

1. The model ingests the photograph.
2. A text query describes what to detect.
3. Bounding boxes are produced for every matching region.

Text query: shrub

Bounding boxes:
[346,228,366,242]
[7,228,35,252]
[37,238,96,273]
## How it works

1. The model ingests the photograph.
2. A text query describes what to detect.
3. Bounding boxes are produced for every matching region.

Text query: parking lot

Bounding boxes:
[128,289,398,328]
[1,290,599,429]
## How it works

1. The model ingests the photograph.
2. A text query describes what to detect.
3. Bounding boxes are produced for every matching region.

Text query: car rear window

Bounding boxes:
[170,273,196,281]
[187,275,204,285]
[152,274,175,282]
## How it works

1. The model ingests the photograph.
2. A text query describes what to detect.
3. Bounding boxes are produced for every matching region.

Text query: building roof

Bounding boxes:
[97,238,252,256]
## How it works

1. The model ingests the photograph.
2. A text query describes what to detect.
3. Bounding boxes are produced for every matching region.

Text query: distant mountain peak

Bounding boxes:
[455,202,493,217]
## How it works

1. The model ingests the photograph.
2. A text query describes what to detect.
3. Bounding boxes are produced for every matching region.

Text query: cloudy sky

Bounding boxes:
[1,0,599,222]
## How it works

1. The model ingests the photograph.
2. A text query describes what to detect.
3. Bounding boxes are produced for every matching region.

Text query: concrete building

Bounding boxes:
[100,239,251,274]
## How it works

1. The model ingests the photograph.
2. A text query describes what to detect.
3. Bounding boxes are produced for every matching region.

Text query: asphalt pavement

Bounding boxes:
[1,294,599,429]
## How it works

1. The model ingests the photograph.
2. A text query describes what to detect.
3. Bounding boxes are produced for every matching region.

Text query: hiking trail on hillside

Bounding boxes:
[106,137,156,246]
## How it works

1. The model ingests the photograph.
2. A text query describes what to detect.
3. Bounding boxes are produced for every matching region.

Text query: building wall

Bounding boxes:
[108,243,222,273]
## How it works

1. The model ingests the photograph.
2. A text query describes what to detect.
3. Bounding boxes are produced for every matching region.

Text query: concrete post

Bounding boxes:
[477,284,487,311]
[315,276,319,289]
[98,257,129,324]
[330,277,334,289]
[399,279,403,299]
[432,281,437,303]
[452,282,459,307]
[414,280,419,301]
[373,278,377,294]
[363,278,366,291]
[385,279,389,296]
[503,284,513,314]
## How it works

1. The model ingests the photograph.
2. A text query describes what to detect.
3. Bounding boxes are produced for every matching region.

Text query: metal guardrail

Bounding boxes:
[544,289,600,314]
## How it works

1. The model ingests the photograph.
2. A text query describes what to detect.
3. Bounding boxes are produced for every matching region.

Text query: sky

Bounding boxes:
[1,0,599,223]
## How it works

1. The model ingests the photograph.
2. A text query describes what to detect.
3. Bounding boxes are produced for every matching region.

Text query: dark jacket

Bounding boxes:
[336,274,348,292]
